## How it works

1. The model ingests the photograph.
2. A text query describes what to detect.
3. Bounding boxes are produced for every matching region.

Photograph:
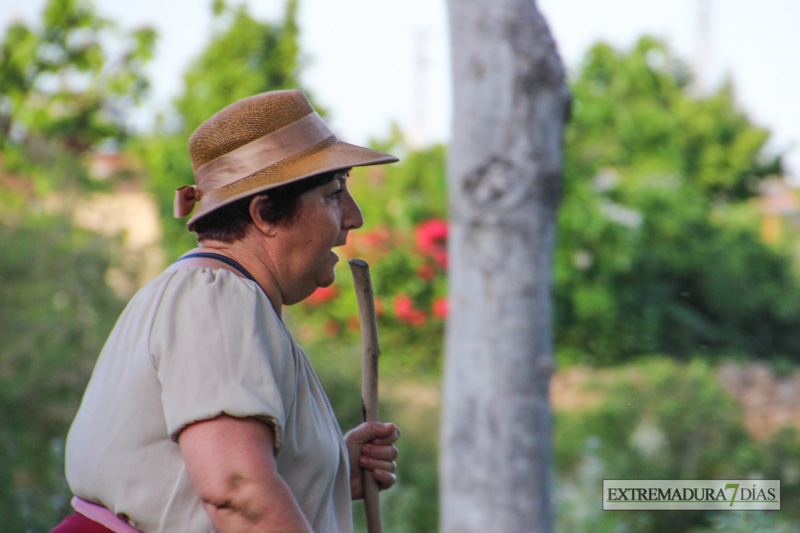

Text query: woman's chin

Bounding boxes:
[318,273,336,289]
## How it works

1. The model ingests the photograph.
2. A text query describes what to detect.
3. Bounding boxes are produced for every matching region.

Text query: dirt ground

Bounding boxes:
[716,361,800,440]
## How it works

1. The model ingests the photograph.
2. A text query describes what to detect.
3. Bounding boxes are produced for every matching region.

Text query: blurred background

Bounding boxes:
[1,0,799,531]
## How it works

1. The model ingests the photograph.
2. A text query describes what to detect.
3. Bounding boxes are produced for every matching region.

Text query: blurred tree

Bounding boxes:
[0,0,152,529]
[138,0,312,259]
[175,0,302,132]
[441,1,570,532]
[0,0,154,158]
[555,37,800,365]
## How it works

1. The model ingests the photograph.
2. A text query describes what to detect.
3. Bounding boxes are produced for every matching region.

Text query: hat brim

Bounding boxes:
[187,140,398,229]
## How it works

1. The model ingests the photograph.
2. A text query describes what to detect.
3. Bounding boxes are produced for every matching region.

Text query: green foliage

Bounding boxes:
[0,1,151,530]
[0,0,155,155]
[556,359,751,481]
[0,214,124,531]
[693,512,795,533]
[175,0,302,133]
[555,37,800,365]
[555,358,800,533]
[139,0,311,259]
[137,132,198,256]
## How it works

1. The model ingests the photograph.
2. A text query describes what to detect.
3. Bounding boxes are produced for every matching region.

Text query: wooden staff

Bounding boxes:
[348,259,383,533]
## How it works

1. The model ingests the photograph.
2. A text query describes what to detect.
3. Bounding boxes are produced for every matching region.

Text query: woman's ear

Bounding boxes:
[249,195,277,237]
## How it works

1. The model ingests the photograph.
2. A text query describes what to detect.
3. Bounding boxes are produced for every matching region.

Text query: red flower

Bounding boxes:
[432,248,448,270]
[305,286,338,306]
[393,294,428,327]
[394,294,414,320]
[414,219,448,255]
[432,297,449,319]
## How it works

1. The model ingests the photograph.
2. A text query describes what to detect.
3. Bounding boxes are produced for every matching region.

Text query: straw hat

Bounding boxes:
[174,90,398,229]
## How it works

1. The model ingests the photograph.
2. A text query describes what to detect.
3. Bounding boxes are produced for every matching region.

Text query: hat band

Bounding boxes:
[175,111,334,218]
[195,111,334,191]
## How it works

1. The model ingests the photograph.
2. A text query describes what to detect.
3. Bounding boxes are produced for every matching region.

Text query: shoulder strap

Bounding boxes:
[167,252,257,282]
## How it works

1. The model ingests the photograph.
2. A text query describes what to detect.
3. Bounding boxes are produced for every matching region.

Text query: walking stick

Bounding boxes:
[348,259,383,533]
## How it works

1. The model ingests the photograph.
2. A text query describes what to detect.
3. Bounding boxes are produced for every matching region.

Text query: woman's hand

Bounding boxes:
[344,422,401,500]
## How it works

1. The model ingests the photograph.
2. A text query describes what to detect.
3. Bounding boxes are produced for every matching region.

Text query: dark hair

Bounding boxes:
[194,170,339,242]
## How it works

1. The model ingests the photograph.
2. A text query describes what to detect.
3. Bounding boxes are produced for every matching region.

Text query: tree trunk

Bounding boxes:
[441,1,569,532]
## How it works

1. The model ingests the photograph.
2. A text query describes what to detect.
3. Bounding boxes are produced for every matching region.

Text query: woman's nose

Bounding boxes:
[342,192,364,230]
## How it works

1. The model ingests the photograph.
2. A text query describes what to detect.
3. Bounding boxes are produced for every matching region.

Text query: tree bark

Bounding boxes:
[441,1,569,532]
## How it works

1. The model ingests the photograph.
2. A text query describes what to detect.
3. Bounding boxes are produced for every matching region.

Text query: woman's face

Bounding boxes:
[271,172,363,304]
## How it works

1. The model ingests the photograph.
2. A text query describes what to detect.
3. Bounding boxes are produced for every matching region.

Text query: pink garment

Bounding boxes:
[70,497,142,533]
[50,512,113,533]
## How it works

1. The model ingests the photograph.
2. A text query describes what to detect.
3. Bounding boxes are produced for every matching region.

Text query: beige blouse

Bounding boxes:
[65,268,353,532]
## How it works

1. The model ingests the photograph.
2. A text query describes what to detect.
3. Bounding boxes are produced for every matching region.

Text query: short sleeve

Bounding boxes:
[149,269,295,448]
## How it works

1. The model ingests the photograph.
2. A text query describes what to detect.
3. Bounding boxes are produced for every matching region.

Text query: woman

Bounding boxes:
[52,90,401,533]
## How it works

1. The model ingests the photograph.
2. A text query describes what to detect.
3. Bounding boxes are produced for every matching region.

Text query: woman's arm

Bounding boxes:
[179,414,313,533]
